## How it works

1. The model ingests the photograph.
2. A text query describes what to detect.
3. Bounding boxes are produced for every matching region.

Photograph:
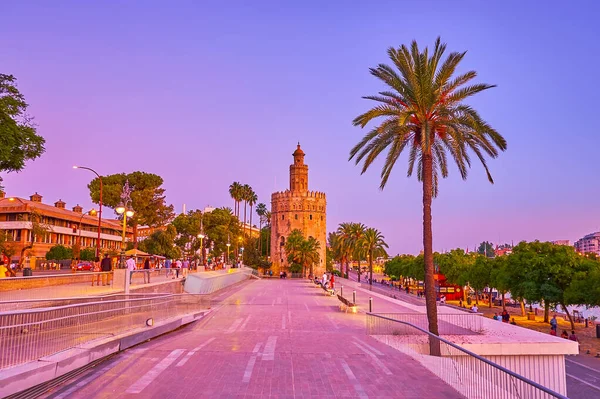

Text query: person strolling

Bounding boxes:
[182,258,190,278]
[100,254,113,286]
[143,257,151,284]
[126,255,136,285]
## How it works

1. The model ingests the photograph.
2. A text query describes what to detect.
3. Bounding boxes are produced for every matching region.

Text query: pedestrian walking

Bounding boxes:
[91,257,102,286]
[182,258,190,278]
[569,330,579,342]
[143,257,151,283]
[100,254,113,286]
[165,258,172,277]
[173,259,182,278]
[550,315,558,332]
[502,310,510,323]
[126,256,136,284]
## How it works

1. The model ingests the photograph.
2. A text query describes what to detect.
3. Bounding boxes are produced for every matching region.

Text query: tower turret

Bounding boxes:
[290,143,308,192]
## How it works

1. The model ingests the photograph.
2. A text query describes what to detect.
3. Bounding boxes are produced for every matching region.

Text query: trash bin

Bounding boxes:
[596,324,600,339]
[23,267,33,277]
[527,312,536,321]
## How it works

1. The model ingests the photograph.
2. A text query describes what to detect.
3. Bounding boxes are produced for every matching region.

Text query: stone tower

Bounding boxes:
[270,144,327,275]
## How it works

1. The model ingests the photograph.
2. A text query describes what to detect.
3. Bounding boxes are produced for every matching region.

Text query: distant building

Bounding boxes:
[270,144,327,275]
[574,233,600,255]
[0,191,127,260]
[551,240,572,246]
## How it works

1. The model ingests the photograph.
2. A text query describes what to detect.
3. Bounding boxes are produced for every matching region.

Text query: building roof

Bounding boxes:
[0,196,122,229]
[293,143,305,156]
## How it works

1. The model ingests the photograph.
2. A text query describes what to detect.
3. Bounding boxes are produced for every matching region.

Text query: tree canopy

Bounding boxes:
[0,74,45,189]
[88,171,175,243]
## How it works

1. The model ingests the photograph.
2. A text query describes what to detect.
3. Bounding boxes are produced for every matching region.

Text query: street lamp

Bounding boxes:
[226,234,231,264]
[197,233,205,267]
[116,203,134,268]
[76,208,97,256]
[73,166,103,258]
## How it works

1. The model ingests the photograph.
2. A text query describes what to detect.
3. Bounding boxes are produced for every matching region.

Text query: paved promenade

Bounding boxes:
[44,279,462,399]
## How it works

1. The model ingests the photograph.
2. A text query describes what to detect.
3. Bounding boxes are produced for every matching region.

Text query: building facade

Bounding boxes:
[574,232,600,255]
[0,191,128,261]
[270,144,326,275]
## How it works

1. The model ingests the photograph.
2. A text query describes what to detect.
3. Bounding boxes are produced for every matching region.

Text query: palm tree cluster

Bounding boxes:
[255,203,271,255]
[228,182,258,240]
[285,229,321,277]
[350,37,506,335]
[328,223,388,285]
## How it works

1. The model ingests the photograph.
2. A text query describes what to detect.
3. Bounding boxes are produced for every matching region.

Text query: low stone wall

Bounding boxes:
[130,279,184,295]
[0,273,111,291]
[184,268,253,295]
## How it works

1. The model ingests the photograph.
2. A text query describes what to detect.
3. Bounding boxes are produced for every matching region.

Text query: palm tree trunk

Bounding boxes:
[422,153,439,336]
[243,202,247,238]
[369,251,373,286]
[259,219,262,253]
[520,299,526,317]
[249,205,253,241]
[357,259,361,282]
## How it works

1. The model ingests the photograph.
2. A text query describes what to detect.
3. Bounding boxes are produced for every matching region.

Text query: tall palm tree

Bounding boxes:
[299,237,321,277]
[256,203,267,253]
[349,223,366,282]
[336,223,353,278]
[229,182,243,219]
[241,184,252,239]
[349,37,507,335]
[360,228,389,286]
[248,190,258,240]
[264,210,271,257]
[328,231,343,271]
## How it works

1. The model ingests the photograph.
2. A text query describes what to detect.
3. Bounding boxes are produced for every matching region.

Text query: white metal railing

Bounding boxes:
[0,294,211,370]
[374,312,483,334]
[366,313,567,399]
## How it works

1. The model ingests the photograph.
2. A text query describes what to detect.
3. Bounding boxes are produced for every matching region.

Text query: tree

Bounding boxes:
[0,74,45,189]
[349,38,507,335]
[248,190,258,238]
[202,207,241,258]
[80,248,96,261]
[336,223,354,278]
[45,245,72,261]
[477,241,495,257]
[467,255,493,306]
[18,208,50,268]
[138,225,180,259]
[229,182,243,219]
[360,228,389,285]
[490,255,511,311]
[172,210,202,257]
[285,229,320,276]
[349,223,366,282]
[88,172,175,245]
[256,203,267,253]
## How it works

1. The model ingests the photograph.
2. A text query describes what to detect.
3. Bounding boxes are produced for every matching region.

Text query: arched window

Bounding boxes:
[309,214,313,220]
[282,215,285,220]
[295,214,298,220]
[280,236,285,246]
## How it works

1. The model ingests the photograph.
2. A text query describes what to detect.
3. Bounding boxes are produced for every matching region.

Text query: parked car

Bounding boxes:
[73,262,93,271]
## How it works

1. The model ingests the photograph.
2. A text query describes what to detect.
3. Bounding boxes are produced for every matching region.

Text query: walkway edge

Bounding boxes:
[0,309,211,398]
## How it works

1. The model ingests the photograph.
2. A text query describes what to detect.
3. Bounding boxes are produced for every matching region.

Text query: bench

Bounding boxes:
[337,294,356,313]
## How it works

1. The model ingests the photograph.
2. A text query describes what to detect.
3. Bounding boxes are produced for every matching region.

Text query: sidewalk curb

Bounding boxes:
[0,309,211,398]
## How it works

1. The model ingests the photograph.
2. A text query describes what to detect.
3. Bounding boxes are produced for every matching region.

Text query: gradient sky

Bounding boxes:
[2,1,599,255]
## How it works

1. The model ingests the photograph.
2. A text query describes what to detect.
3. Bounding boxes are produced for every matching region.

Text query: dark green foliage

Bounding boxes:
[45,245,72,261]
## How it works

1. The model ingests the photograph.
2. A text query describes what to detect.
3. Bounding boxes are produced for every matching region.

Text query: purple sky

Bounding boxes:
[2,1,599,255]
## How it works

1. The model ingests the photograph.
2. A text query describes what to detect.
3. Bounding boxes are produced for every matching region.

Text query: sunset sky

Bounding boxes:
[2,1,599,254]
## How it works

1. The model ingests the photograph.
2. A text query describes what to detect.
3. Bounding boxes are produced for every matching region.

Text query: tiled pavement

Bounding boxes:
[43,279,463,399]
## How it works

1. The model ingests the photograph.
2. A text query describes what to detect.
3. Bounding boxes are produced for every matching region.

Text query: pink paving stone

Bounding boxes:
[45,279,464,399]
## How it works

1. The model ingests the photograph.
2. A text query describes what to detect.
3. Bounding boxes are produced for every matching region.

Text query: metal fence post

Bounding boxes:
[369,297,372,313]
[340,286,343,297]
[353,290,356,304]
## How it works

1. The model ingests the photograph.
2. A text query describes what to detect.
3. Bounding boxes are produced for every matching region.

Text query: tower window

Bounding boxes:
[295,214,298,220]
[282,215,284,220]
[309,215,313,220]
[321,216,323,221]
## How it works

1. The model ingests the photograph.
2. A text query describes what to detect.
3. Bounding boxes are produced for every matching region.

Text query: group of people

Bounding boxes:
[163,258,191,279]
[550,315,579,342]
[493,310,511,323]
[317,271,336,290]
[279,271,288,279]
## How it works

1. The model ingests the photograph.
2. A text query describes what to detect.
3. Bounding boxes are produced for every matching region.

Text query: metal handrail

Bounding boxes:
[0,293,207,316]
[368,313,568,399]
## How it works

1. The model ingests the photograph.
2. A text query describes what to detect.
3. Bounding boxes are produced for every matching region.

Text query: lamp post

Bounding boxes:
[73,166,103,258]
[197,233,205,267]
[77,208,97,256]
[115,180,134,269]
[226,234,231,264]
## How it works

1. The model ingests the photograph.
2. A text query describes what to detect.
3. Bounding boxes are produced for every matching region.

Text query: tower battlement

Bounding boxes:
[271,190,326,200]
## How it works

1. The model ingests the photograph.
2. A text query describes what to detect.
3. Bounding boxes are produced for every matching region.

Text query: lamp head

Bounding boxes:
[226,243,231,247]
[125,209,134,218]
[198,233,205,239]
[72,165,78,169]
[89,209,97,216]
[116,202,126,214]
